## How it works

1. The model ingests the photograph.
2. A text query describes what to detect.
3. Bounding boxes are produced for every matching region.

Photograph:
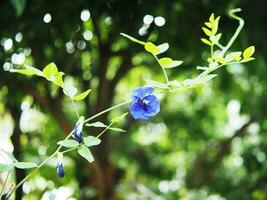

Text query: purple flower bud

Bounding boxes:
[73,116,84,143]
[56,153,65,178]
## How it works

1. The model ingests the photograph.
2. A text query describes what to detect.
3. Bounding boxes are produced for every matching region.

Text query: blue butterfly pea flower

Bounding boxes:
[130,87,160,120]
[56,153,65,178]
[73,116,84,143]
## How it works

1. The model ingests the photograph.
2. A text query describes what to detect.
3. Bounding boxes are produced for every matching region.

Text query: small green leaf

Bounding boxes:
[53,72,65,87]
[205,22,212,28]
[145,79,169,89]
[43,62,58,79]
[85,122,107,128]
[73,89,91,101]
[197,66,209,70]
[243,46,255,59]
[120,33,146,45]
[202,27,212,36]
[159,57,173,66]
[155,43,169,55]
[225,52,242,62]
[57,139,80,148]
[0,163,11,173]
[241,57,255,63]
[111,112,128,123]
[9,69,36,75]
[78,145,94,163]
[209,13,215,23]
[201,38,212,46]
[212,56,226,64]
[14,162,38,169]
[144,42,159,54]
[164,60,183,68]
[108,127,126,132]
[212,17,220,35]
[84,136,101,147]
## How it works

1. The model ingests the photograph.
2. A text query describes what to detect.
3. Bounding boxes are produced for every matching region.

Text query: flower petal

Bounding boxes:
[132,87,154,98]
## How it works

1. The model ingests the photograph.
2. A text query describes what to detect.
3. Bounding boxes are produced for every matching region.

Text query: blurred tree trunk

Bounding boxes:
[9,102,25,200]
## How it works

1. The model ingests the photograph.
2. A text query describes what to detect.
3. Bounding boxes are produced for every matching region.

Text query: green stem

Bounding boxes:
[7,100,131,199]
[70,98,80,119]
[7,129,74,199]
[61,147,78,154]
[197,61,239,79]
[84,100,131,124]
[221,8,244,56]
[96,122,114,138]
[0,170,10,197]
[153,54,169,84]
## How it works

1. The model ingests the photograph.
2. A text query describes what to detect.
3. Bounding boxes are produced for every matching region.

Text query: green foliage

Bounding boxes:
[77,145,94,163]
[84,136,101,147]
[57,139,80,148]
[13,162,38,169]
[0,1,263,199]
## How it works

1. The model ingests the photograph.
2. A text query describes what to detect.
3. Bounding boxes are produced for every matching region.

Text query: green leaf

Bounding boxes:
[53,72,65,87]
[78,145,94,163]
[243,46,255,59]
[201,38,212,46]
[14,162,38,169]
[63,83,78,97]
[209,13,215,23]
[42,62,58,79]
[212,17,220,35]
[84,136,101,147]
[108,127,126,132]
[9,69,36,75]
[120,33,146,45]
[57,139,80,148]
[205,22,212,28]
[85,122,126,132]
[196,66,209,70]
[212,56,226,64]
[225,52,242,62]
[155,43,169,55]
[73,89,91,101]
[159,57,173,66]
[145,79,169,89]
[0,163,11,173]
[241,57,255,63]
[164,60,183,68]
[11,0,26,16]
[159,57,183,68]
[111,112,128,123]
[144,42,159,55]
[85,122,107,128]
[202,27,212,37]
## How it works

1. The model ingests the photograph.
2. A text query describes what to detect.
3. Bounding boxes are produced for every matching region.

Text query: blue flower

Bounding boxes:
[73,116,84,143]
[130,87,160,120]
[56,153,65,178]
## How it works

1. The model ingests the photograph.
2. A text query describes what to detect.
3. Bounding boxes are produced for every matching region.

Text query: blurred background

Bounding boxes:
[0,0,267,199]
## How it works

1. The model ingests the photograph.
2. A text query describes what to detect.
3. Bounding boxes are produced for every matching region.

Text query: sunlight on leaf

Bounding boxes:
[57,139,80,148]
[73,89,91,101]
[144,42,159,55]
[78,145,94,163]
[14,162,38,169]
[84,136,101,147]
